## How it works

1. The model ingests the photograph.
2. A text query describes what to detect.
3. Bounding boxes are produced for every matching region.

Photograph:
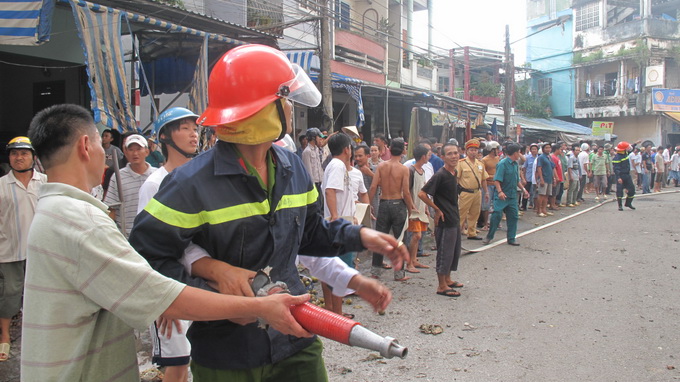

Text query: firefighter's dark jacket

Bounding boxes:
[129,140,364,369]
[612,153,631,176]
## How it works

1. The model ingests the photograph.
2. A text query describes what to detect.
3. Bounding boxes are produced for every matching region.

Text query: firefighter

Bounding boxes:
[612,141,636,211]
[129,44,408,381]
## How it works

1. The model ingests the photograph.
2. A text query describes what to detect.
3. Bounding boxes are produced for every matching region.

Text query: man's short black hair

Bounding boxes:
[413,144,429,161]
[355,144,370,156]
[552,143,561,152]
[441,142,458,155]
[390,138,405,156]
[506,143,521,156]
[298,135,307,144]
[158,117,194,159]
[102,129,113,137]
[374,134,388,144]
[28,104,95,169]
[328,133,352,156]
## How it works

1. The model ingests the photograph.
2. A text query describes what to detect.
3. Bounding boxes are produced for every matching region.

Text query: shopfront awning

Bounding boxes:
[284,50,319,73]
[664,112,680,123]
[485,114,591,135]
[309,72,365,126]
[515,115,591,134]
[0,0,54,46]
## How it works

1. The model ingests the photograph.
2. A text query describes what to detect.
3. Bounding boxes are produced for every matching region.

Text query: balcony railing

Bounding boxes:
[335,45,384,73]
[603,18,680,44]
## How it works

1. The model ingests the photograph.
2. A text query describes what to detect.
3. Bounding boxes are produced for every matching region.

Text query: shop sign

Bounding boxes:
[652,88,680,111]
[591,121,614,136]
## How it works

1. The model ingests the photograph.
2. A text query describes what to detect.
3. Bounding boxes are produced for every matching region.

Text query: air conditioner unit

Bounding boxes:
[645,65,664,87]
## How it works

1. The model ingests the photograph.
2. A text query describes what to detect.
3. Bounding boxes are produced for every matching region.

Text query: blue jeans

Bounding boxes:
[642,171,651,194]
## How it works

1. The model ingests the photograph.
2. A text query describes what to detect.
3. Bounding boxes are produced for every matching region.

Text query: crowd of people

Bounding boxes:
[298,127,680,303]
[1,43,679,381]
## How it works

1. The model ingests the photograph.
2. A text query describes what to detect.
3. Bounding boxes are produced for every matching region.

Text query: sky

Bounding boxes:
[413,0,528,65]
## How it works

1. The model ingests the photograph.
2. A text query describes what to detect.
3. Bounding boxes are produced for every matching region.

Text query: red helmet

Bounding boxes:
[198,44,321,127]
[616,141,631,152]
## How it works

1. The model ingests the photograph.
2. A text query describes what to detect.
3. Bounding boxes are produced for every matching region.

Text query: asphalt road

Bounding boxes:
[323,190,680,382]
[2,190,678,381]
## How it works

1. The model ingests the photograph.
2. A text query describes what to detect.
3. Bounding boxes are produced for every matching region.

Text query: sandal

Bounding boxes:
[448,281,464,288]
[381,262,392,269]
[342,313,355,319]
[436,289,460,297]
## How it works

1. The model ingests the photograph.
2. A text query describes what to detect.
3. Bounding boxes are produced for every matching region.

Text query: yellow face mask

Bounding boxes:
[215,102,284,145]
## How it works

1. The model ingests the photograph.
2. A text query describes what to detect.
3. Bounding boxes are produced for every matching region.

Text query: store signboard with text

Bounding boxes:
[652,88,680,111]
[591,121,614,137]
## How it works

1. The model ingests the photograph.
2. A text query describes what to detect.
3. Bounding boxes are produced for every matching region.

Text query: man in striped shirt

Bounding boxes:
[22,104,312,381]
[104,134,156,237]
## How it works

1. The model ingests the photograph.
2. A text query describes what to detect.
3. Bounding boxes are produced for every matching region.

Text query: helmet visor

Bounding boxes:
[278,64,322,108]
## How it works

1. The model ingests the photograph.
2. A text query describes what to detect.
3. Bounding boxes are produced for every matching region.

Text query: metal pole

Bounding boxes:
[504,25,513,140]
[111,148,126,236]
[320,0,334,131]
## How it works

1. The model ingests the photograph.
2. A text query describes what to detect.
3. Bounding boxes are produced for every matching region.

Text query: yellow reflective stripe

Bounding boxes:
[612,155,630,164]
[275,187,318,211]
[144,198,271,229]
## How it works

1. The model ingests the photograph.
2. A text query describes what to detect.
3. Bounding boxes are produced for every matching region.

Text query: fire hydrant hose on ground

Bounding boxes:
[251,269,408,359]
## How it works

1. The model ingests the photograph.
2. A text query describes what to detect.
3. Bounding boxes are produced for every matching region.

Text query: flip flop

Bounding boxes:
[436,289,460,297]
[414,263,430,269]
[342,313,355,319]
[448,281,464,288]
[0,343,9,362]
[381,263,392,269]
[405,267,420,274]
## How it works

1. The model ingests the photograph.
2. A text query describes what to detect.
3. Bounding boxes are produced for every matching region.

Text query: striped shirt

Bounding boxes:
[22,182,184,381]
[0,170,46,263]
[104,163,156,237]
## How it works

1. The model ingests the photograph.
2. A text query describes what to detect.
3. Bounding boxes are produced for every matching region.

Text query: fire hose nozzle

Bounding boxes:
[348,325,408,359]
[251,268,408,359]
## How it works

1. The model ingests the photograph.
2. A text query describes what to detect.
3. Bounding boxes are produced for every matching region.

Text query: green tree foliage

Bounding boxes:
[515,83,551,118]
[471,79,501,97]
[158,0,185,9]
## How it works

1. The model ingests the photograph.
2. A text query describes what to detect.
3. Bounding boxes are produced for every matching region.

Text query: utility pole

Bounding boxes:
[503,24,513,140]
[449,48,455,98]
[320,0,334,131]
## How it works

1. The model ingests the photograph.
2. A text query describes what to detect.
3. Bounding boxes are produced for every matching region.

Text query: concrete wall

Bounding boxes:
[351,0,388,28]
[280,0,318,50]
[590,115,660,145]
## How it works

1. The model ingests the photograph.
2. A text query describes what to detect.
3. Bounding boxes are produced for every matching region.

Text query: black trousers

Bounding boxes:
[616,174,635,205]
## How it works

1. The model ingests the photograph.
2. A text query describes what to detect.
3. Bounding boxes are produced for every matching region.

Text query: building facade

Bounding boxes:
[526,0,680,146]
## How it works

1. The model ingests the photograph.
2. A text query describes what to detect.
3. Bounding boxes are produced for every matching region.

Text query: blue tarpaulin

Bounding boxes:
[0,0,54,45]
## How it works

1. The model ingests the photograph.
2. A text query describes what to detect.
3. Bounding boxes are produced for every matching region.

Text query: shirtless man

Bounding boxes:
[368,138,415,280]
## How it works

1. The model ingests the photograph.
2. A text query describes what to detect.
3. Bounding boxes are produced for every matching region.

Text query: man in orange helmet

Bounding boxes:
[612,141,636,211]
[130,44,408,381]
